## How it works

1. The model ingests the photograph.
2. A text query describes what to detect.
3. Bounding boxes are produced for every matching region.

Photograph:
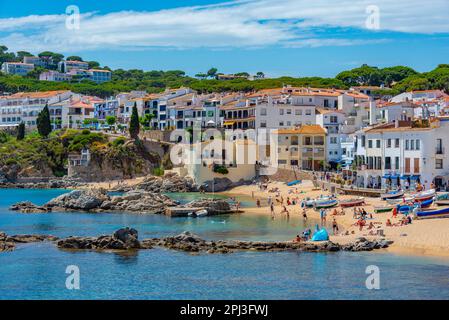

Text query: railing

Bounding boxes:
[436,147,444,155]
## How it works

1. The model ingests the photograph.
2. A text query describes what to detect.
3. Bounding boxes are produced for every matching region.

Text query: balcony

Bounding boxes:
[436,147,444,155]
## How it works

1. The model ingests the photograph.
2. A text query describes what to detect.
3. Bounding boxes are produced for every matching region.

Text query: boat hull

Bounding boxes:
[374,206,394,213]
[381,191,404,200]
[314,200,338,209]
[416,206,449,219]
[340,199,365,208]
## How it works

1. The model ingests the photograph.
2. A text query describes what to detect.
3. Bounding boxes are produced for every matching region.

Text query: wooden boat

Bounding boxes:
[386,197,414,205]
[339,197,365,208]
[302,196,332,207]
[381,190,404,200]
[436,199,449,206]
[415,206,449,219]
[414,189,435,202]
[373,205,394,213]
[398,198,434,212]
[314,199,338,209]
[286,180,301,186]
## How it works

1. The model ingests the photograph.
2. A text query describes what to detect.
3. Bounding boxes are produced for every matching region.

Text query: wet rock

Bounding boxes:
[46,189,108,211]
[9,201,50,213]
[7,234,59,243]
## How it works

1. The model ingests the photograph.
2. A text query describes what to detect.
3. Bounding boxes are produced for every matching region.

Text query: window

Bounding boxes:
[395,139,400,148]
[385,157,391,170]
[279,109,284,115]
[410,140,415,150]
[368,140,373,148]
[279,121,284,126]
[295,109,302,115]
[416,139,420,150]
[405,140,409,150]
[376,140,381,148]
[260,121,267,128]
[286,109,292,115]
[387,139,391,148]
[330,116,338,123]
[330,137,337,144]
[395,157,399,170]
[305,109,312,115]
[361,136,366,147]
[260,108,267,116]
[436,159,443,169]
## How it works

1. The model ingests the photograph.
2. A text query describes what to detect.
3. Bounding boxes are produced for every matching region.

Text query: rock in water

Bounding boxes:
[113,227,139,248]
[46,189,108,211]
[185,199,232,214]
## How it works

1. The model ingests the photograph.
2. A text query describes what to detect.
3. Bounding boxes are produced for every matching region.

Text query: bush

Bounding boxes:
[112,137,126,147]
[152,167,164,176]
[213,165,229,175]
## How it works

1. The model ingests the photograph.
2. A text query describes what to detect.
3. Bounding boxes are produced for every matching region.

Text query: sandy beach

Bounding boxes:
[223,181,449,258]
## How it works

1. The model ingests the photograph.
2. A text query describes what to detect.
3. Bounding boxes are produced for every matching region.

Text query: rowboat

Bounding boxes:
[398,198,434,213]
[314,199,338,209]
[386,197,414,205]
[373,205,394,213]
[414,189,435,202]
[286,180,301,186]
[436,199,449,206]
[302,196,332,207]
[339,197,365,208]
[381,190,404,200]
[415,206,449,219]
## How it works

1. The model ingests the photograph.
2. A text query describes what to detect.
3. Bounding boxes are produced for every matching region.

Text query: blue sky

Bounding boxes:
[1,0,449,77]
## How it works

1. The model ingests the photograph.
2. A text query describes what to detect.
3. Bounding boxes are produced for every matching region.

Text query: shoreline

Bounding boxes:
[220,181,449,259]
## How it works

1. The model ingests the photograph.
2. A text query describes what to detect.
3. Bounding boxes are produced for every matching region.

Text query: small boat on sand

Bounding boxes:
[381,190,404,200]
[414,189,436,202]
[374,205,394,213]
[339,197,365,208]
[398,198,434,213]
[415,206,449,219]
[314,199,338,209]
[286,180,301,186]
[435,192,449,205]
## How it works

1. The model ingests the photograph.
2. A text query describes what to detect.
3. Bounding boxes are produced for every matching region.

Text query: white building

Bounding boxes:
[1,62,34,76]
[39,71,72,82]
[354,119,449,190]
[58,60,89,73]
[315,108,347,164]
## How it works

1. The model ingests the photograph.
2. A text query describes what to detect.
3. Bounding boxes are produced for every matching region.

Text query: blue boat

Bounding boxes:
[381,190,404,200]
[398,198,434,212]
[415,206,449,219]
[287,180,301,186]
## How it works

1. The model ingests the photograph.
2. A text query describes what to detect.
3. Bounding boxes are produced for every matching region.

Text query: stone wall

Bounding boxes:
[263,167,314,183]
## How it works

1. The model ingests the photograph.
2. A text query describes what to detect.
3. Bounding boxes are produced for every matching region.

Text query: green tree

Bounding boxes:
[129,103,140,139]
[106,115,116,126]
[66,55,83,61]
[16,122,25,140]
[140,113,155,129]
[36,105,52,137]
[207,67,218,78]
[87,61,100,69]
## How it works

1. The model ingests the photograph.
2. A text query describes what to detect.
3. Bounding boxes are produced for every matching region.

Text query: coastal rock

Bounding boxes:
[341,237,393,252]
[57,228,141,251]
[0,231,59,252]
[9,201,50,213]
[0,232,15,252]
[46,189,108,211]
[121,173,197,193]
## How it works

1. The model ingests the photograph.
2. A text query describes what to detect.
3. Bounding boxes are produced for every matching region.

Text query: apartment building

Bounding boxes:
[315,108,346,164]
[354,119,449,190]
[58,60,89,73]
[0,91,72,128]
[276,125,326,170]
[1,62,34,76]
[39,70,72,82]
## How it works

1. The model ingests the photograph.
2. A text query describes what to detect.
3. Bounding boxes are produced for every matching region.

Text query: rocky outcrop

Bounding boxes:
[57,227,140,250]
[9,201,50,213]
[200,178,252,192]
[46,189,109,211]
[10,189,177,214]
[0,231,58,252]
[341,237,393,252]
[118,173,197,193]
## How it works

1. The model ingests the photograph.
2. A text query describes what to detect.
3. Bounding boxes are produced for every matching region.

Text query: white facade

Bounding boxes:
[39,71,72,82]
[1,62,34,76]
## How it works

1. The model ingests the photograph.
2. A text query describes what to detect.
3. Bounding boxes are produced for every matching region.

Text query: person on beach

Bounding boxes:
[293,235,301,243]
[256,199,261,208]
[332,218,339,235]
[268,196,272,206]
[302,208,308,221]
[270,202,275,220]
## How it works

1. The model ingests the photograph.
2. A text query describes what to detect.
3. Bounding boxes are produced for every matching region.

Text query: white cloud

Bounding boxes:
[0,0,448,52]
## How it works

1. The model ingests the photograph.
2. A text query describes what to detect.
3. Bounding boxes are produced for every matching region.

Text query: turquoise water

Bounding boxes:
[1,188,449,300]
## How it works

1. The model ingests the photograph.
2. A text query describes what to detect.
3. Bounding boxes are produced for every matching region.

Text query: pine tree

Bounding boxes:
[36,104,52,137]
[16,122,25,140]
[129,103,140,139]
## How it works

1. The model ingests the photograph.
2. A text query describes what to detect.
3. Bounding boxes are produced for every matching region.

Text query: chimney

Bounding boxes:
[369,98,377,126]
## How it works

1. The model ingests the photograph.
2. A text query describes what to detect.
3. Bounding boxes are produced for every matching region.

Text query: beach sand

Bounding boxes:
[223,181,449,258]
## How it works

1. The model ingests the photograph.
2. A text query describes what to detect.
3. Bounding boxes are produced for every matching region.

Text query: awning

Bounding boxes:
[382,174,391,179]
[223,121,235,126]
[391,174,400,179]
[411,175,421,180]
[400,175,410,180]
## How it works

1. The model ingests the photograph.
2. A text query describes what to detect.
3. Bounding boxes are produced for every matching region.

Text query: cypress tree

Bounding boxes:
[37,104,52,137]
[16,122,25,140]
[129,103,140,139]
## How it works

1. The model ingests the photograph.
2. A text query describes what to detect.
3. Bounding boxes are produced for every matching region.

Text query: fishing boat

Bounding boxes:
[314,199,338,209]
[397,198,434,213]
[415,206,449,219]
[339,197,365,208]
[373,205,394,213]
[194,209,208,217]
[435,192,449,205]
[414,189,436,202]
[386,196,414,205]
[286,180,301,186]
[381,189,404,200]
[302,195,332,207]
